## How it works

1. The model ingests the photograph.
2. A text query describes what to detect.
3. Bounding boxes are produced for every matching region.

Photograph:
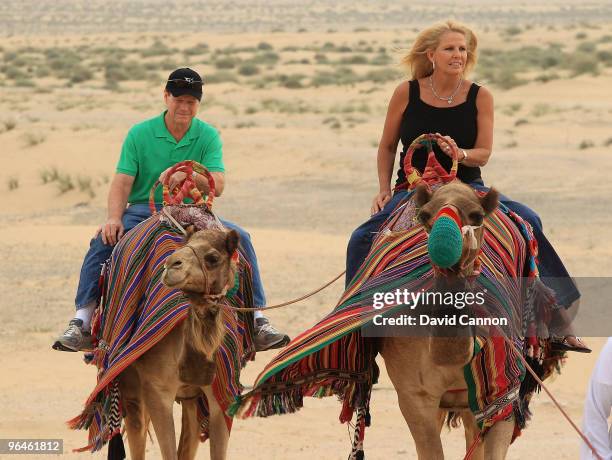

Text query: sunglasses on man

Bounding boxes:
[167,78,203,89]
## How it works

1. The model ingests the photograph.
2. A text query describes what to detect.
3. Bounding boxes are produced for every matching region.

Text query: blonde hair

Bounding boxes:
[401,21,478,79]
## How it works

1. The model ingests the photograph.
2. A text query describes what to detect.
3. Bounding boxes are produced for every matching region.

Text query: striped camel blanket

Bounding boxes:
[232,190,561,457]
[68,211,255,452]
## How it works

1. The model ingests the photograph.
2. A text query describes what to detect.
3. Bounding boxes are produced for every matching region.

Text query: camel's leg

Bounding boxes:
[382,342,445,459]
[395,390,445,460]
[203,386,229,460]
[460,411,484,460]
[177,398,201,460]
[118,367,148,460]
[482,415,514,460]
[142,380,179,460]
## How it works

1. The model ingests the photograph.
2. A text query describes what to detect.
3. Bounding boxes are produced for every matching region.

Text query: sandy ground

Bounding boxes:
[1,10,612,459]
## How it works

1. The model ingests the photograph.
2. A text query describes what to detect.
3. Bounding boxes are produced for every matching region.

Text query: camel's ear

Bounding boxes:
[414,184,434,226]
[413,183,433,208]
[479,187,499,215]
[183,224,197,242]
[225,229,240,255]
[417,205,433,226]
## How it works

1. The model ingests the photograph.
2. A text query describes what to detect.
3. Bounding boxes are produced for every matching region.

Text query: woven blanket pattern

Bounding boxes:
[233,191,555,437]
[68,214,255,452]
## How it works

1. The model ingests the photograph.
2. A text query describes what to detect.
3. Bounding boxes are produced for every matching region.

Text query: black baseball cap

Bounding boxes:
[165,68,203,101]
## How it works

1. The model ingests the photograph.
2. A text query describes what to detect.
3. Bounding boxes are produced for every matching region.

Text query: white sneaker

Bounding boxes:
[254,317,290,351]
[52,319,94,352]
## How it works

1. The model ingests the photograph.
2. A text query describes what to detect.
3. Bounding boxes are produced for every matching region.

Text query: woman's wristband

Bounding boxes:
[459,149,468,163]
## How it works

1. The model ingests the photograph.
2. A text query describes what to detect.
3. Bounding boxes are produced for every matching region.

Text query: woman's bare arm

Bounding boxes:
[372,81,410,214]
[461,86,494,167]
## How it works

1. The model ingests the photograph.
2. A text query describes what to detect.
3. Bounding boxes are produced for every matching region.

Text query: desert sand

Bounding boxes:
[1,2,611,458]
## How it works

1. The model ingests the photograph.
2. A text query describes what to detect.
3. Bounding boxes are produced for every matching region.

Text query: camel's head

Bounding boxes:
[414,181,499,274]
[162,227,239,295]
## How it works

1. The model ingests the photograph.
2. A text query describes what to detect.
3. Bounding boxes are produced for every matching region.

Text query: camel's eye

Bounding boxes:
[468,212,484,225]
[205,254,220,265]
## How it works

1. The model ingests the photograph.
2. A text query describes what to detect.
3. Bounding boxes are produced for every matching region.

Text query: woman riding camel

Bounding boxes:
[346,20,589,352]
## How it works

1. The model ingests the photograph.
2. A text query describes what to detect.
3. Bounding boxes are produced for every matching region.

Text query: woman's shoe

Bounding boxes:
[550,335,592,353]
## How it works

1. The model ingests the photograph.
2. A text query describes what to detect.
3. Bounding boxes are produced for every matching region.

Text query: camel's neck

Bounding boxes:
[183,296,225,360]
[427,276,475,367]
[179,266,235,360]
[429,336,474,367]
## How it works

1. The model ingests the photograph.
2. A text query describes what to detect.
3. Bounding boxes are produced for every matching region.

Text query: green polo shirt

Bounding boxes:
[116,111,225,204]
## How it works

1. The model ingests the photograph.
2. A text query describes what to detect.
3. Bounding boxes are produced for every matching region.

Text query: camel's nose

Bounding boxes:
[165,255,183,270]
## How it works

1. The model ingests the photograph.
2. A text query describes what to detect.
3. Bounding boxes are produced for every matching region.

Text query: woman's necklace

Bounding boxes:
[429,75,463,105]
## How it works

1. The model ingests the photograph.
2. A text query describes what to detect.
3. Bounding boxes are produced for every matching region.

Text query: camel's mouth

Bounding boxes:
[427,204,485,276]
[161,265,187,289]
[162,251,199,290]
[434,237,482,277]
[427,206,464,269]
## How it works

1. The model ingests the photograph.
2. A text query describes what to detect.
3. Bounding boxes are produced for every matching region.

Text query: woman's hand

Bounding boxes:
[371,190,392,215]
[436,133,458,158]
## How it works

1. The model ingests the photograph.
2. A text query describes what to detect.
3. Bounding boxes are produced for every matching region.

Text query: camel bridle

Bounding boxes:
[183,243,233,304]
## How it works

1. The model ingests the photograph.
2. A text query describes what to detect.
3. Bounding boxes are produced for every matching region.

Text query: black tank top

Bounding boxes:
[395,79,482,187]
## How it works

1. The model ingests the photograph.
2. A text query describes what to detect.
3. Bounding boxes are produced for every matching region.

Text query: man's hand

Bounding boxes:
[95,217,125,245]
[168,171,187,192]
[159,167,188,192]
[371,190,392,215]
[160,167,226,201]
[158,167,171,184]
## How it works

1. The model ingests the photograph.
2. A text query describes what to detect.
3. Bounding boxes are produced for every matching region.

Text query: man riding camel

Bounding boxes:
[53,67,289,353]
